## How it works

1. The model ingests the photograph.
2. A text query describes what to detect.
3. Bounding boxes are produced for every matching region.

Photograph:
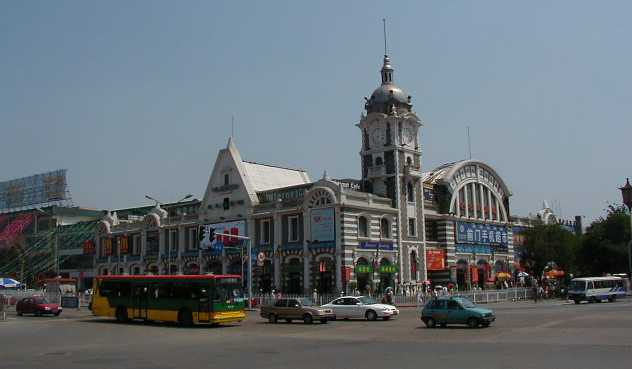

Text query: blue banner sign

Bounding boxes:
[455,244,492,254]
[358,242,394,251]
[310,208,335,243]
[456,222,508,246]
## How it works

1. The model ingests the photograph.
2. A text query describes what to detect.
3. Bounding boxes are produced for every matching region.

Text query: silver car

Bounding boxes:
[322,296,399,321]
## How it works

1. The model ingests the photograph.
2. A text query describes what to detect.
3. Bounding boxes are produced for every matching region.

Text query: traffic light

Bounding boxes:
[208,227,216,242]
[198,226,206,243]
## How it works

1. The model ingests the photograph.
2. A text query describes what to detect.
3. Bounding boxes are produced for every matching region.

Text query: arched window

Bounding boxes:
[407,182,414,202]
[380,218,390,239]
[358,216,368,238]
[406,157,413,166]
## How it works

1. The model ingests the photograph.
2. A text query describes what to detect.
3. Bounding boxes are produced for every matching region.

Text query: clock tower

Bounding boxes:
[356,52,427,283]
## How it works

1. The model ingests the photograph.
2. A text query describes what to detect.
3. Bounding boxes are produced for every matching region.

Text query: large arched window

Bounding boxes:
[358,216,368,238]
[407,182,414,202]
[380,218,390,239]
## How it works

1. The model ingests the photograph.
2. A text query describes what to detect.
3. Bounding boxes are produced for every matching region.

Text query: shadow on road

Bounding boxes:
[78,318,240,329]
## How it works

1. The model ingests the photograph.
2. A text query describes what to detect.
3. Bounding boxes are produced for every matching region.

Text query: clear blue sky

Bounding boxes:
[1,1,631,223]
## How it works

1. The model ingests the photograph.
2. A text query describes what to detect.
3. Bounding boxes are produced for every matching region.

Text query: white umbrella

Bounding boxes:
[517,271,529,278]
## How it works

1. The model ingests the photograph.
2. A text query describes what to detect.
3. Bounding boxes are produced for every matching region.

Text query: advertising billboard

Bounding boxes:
[200,220,246,252]
[426,249,446,271]
[309,208,335,243]
[0,170,68,211]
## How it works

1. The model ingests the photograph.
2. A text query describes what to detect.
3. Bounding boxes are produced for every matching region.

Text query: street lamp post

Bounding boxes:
[619,178,632,281]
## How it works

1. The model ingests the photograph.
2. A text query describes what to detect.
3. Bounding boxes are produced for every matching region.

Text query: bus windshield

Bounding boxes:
[214,279,244,303]
[570,280,586,291]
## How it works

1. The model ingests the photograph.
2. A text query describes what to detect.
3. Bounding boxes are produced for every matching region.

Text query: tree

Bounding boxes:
[577,205,630,276]
[522,222,579,276]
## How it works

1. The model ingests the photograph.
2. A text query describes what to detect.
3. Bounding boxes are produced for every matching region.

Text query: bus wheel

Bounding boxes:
[574,299,580,304]
[115,306,129,323]
[178,309,193,327]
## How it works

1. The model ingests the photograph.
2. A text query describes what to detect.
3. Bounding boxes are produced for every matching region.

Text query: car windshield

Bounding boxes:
[358,296,377,305]
[32,297,48,304]
[455,297,475,308]
[300,298,315,306]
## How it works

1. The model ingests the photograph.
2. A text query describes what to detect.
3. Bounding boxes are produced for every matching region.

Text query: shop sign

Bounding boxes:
[310,208,335,243]
[260,187,307,203]
[456,222,508,246]
[426,249,446,271]
[379,264,398,274]
[342,266,352,283]
[355,264,373,274]
[455,244,491,254]
[358,242,394,251]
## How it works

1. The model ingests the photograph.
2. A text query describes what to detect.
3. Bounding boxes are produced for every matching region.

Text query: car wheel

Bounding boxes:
[303,314,313,325]
[383,316,391,321]
[467,318,480,329]
[574,299,580,304]
[17,311,23,316]
[365,310,377,321]
[425,317,436,328]
[481,322,490,328]
[320,319,328,324]
[268,314,277,324]
[177,309,193,327]
[589,297,596,303]
[35,310,42,317]
[115,306,129,323]
[285,319,292,323]
[54,311,61,317]
[439,322,447,328]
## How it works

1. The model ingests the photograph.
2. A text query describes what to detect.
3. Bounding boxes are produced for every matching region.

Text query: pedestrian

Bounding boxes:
[533,283,539,303]
[312,288,318,304]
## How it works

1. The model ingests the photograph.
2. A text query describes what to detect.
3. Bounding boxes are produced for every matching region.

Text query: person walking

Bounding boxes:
[533,282,539,303]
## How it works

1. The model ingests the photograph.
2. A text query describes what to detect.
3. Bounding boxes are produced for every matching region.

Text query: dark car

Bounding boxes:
[421,297,494,328]
[16,296,62,317]
[260,298,335,324]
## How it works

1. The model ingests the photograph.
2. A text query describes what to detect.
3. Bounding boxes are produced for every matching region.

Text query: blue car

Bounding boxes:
[421,297,495,328]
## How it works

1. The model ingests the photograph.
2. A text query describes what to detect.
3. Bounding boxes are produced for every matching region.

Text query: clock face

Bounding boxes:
[371,128,386,146]
[402,126,416,145]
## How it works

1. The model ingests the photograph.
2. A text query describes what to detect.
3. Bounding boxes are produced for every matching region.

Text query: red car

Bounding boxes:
[16,296,62,316]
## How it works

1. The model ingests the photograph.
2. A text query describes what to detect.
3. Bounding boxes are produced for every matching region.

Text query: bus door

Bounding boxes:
[132,285,149,320]
[197,286,212,323]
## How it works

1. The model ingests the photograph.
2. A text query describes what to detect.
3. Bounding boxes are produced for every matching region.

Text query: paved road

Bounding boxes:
[1,299,631,369]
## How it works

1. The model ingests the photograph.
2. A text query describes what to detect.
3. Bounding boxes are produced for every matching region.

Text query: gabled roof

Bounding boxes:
[242,161,311,192]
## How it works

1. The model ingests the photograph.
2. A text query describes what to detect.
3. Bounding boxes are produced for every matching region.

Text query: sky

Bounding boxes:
[1,0,631,224]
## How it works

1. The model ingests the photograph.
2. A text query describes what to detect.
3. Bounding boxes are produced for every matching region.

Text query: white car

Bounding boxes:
[322,296,399,321]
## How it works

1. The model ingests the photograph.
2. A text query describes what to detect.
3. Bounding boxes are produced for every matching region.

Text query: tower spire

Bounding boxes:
[383,18,388,57]
[380,18,393,85]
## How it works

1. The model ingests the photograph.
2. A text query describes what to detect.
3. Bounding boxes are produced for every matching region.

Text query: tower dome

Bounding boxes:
[365,55,412,114]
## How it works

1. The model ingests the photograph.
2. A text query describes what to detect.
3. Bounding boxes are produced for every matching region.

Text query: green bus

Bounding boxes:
[91,274,245,326]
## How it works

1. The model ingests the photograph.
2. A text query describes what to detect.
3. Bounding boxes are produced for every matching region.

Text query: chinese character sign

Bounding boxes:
[310,208,335,243]
[456,222,508,246]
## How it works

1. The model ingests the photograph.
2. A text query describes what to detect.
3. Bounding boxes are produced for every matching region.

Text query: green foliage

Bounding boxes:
[522,222,579,276]
[576,205,631,276]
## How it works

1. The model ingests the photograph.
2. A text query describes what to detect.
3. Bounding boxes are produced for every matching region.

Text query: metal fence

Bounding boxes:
[250,287,534,308]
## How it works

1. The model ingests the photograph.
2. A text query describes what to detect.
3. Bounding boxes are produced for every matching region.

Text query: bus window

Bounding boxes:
[100,281,116,297]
